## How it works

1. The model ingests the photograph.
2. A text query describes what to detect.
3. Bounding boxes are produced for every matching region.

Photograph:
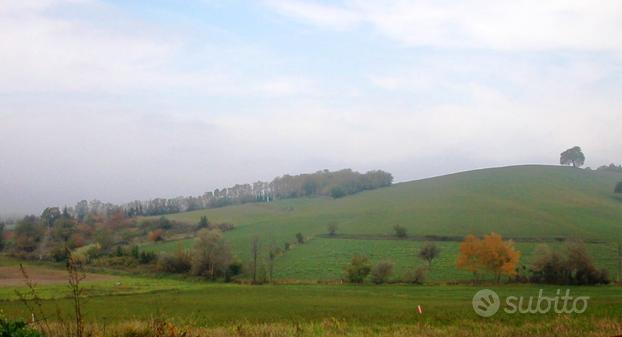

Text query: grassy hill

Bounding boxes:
[144,165,622,281]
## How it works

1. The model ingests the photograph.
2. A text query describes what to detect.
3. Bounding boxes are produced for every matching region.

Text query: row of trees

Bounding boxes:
[343,242,440,284]
[339,233,610,285]
[55,169,393,218]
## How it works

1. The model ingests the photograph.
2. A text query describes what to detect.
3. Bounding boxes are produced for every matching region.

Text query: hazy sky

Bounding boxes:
[1,0,621,215]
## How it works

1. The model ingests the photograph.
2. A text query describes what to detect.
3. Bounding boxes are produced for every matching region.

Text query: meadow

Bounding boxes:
[1,268,621,336]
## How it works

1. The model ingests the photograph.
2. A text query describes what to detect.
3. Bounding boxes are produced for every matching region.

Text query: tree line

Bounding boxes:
[59,169,393,218]
[342,232,610,285]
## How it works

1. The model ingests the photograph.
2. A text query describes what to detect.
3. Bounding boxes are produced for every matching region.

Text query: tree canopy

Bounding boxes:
[560,146,585,168]
[456,233,521,283]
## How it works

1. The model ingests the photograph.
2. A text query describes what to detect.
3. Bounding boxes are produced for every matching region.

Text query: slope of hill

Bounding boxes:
[144,165,622,280]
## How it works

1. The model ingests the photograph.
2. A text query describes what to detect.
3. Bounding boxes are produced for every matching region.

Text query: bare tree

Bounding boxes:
[250,236,261,284]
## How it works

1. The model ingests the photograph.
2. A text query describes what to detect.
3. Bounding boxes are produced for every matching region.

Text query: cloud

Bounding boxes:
[265,0,622,54]
[0,0,317,97]
[265,0,362,31]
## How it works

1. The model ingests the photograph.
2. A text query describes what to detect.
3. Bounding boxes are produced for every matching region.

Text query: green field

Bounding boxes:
[142,165,622,281]
[1,275,621,336]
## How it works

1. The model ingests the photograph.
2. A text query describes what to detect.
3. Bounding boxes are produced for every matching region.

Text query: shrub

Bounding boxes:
[157,251,191,273]
[371,261,394,284]
[217,223,235,232]
[327,223,338,236]
[615,181,622,194]
[0,317,41,337]
[530,242,609,285]
[93,256,139,268]
[330,187,346,198]
[295,233,304,244]
[139,251,157,264]
[402,267,427,284]
[197,216,209,229]
[284,242,290,251]
[226,261,243,282]
[344,255,371,283]
[148,229,164,242]
[393,224,407,238]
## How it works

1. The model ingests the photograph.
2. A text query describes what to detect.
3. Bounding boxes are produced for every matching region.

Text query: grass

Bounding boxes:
[2,261,621,336]
[1,282,621,328]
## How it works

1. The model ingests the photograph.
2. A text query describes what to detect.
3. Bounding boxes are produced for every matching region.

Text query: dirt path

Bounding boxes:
[0,265,114,287]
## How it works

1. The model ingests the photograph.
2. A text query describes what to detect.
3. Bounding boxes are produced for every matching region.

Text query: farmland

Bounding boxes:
[1,261,621,336]
[141,165,622,281]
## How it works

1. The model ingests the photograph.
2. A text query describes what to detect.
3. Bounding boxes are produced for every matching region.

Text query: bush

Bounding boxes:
[217,223,235,232]
[615,181,622,194]
[139,251,157,264]
[330,187,346,198]
[370,261,394,284]
[402,267,427,284]
[530,242,609,285]
[148,229,165,242]
[327,223,338,236]
[393,224,407,238]
[226,261,243,282]
[93,256,139,268]
[197,216,209,229]
[344,255,371,283]
[157,251,191,273]
[295,233,304,244]
[0,317,41,337]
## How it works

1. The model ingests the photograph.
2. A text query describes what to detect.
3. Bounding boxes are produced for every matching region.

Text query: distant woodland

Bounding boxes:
[69,169,393,218]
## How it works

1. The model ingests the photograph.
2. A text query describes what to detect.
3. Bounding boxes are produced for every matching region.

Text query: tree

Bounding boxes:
[267,244,282,282]
[250,235,261,284]
[560,146,585,168]
[327,223,338,236]
[393,224,407,238]
[197,216,210,229]
[615,182,622,194]
[480,233,521,283]
[456,233,521,283]
[371,261,394,284]
[295,232,304,244]
[344,255,372,283]
[402,266,427,284]
[456,235,482,282]
[418,242,440,268]
[0,222,4,251]
[148,229,164,242]
[40,207,61,228]
[51,216,77,244]
[14,216,44,253]
[191,229,232,280]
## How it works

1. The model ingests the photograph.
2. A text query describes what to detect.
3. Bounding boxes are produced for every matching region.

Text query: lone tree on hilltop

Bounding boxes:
[560,146,585,168]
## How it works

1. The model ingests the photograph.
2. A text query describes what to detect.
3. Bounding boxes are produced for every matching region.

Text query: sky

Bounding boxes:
[1,0,621,215]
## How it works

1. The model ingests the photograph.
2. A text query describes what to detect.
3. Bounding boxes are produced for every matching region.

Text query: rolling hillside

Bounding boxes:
[144,165,622,280]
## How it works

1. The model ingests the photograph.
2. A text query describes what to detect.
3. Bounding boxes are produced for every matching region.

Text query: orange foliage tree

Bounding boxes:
[148,229,164,242]
[457,232,521,283]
